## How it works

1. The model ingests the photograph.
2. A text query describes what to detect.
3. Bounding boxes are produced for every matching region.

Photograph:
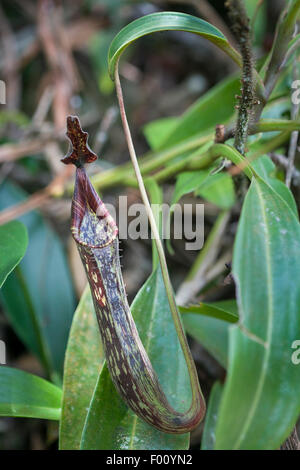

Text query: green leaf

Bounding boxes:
[245,0,267,45]
[252,155,298,217]
[170,169,235,211]
[0,221,28,288]
[195,172,236,209]
[145,178,163,270]
[268,178,298,217]
[108,12,241,79]
[0,366,62,420]
[143,117,179,150]
[143,75,240,153]
[261,96,290,120]
[0,181,75,380]
[80,268,191,450]
[251,154,275,179]
[180,300,238,324]
[182,306,235,369]
[215,177,300,449]
[158,75,240,150]
[181,300,239,368]
[201,382,223,450]
[171,171,209,207]
[59,285,105,450]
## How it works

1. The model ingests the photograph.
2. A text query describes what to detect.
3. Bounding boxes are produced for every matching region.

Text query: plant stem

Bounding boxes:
[226,0,254,155]
[145,178,163,271]
[191,143,253,179]
[154,142,213,183]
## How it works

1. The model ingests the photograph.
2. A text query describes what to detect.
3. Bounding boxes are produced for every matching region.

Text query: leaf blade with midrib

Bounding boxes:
[215,177,300,449]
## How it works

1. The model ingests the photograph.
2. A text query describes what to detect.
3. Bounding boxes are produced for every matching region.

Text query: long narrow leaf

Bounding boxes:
[59,285,105,450]
[0,366,62,420]
[182,314,230,369]
[252,155,298,216]
[0,181,75,379]
[201,382,223,450]
[180,300,238,324]
[144,75,240,150]
[108,12,241,79]
[0,221,28,288]
[215,177,300,449]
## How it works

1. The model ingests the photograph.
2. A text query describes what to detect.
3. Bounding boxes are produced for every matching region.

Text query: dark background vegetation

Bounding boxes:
[0,0,286,449]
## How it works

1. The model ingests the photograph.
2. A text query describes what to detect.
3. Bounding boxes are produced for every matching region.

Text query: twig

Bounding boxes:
[0,162,14,186]
[31,86,54,126]
[0,166,73,226]
[44,142,65,175]
[200,250,232,291]
[0,14,108,73]
[215,125,225,144]
[0,132,63,163]
[224,2,300,142]
[93,106,118,154]
[0,4,20,112]
[177,249,232,307]
[226,0,254,155]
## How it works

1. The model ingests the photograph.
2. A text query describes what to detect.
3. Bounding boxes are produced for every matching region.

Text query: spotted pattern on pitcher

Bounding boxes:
[63,115,205,434]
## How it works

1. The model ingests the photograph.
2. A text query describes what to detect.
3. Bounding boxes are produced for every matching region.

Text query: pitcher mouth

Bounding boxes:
[71,167,118,249]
